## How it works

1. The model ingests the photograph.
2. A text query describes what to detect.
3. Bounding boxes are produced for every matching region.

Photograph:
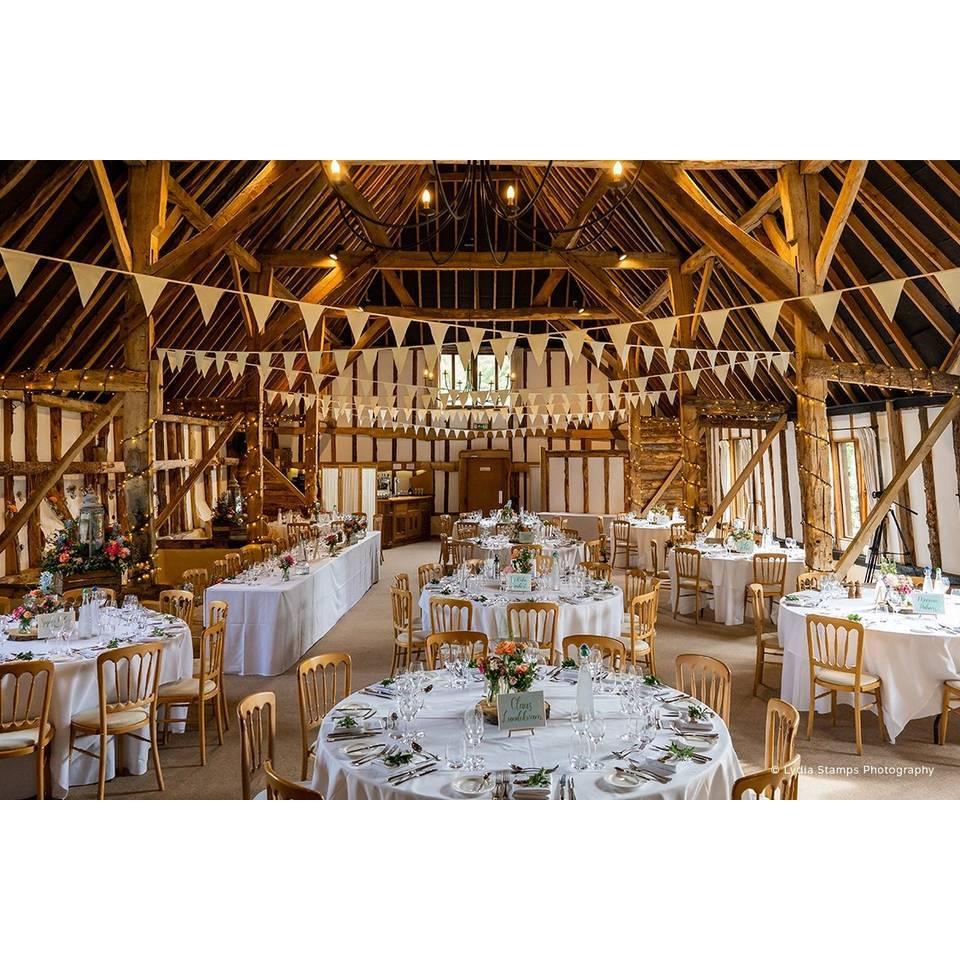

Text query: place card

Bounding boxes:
[914,592,946,615]
[496,690,546,734]
[506,572,532,591]
[37,610,72,638]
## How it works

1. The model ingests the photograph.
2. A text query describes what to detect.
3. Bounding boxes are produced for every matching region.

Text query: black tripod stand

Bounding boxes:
[863,492,917,583]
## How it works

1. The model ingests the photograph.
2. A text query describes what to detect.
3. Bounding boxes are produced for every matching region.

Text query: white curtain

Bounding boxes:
[322,468,339,512]
[341,468,359,514]
[361,467,376,526]
[855,426,883,555]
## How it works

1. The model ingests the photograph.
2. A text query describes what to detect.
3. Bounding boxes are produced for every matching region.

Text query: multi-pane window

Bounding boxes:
[832,439,865,539]
[436,352,512,399]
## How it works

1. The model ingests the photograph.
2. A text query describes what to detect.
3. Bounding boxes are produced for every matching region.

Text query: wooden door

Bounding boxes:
[460,453,511,513]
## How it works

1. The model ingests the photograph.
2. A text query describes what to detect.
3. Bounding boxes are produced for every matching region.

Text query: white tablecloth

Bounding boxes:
[608,520,673,567]
[206,533,381,676]
[541,513,613,542]
[778,589,960,741]
[0,620,192,799]
[419,584,623,655]
[468,537,582,569]
[668,547,806,626]
[312,673,741,799]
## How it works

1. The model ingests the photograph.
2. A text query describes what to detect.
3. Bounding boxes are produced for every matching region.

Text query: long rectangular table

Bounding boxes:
[206,532,381,676]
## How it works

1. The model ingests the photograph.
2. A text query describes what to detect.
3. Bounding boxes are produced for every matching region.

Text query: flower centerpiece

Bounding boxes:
[353,514,368,539]
[648,503,668,523]
[516,520,535,544]
[888,575,915,612]
[10,588,63,635]
[475,640,550,723]
[310,499,325,522]
[728,528,756,554]
[41,519,131,594]
[512,547,534,574]
[277,553,295,582]
[499,499,514,523]
[324,532,341,556]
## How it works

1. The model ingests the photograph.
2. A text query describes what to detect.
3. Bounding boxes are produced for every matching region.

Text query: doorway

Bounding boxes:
[459,451,512,514]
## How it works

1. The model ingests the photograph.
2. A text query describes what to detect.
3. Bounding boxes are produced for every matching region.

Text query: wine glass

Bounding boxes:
[463,706,485,770]
[587,715,606,769]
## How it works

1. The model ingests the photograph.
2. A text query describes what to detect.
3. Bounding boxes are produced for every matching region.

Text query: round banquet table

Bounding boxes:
[608,519,673,567]
[0,616,193,799]
[778,587,960,742]
[467,536,582,570]
[667,545,806,626]
[419,582,623,657]
[312,672,742,799]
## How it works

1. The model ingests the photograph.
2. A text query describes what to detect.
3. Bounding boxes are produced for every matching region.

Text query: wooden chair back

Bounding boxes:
[579,561,612,581]
[261,539,281,559]
[223,553,242,577]
[208,599,228,625]
[624,567,650,611]
[429,596,473,632]
[584,538,604,563]
[542,520,563,540]
[240,544,263,567]
[561,634,626,669]
[795,571,822,591]
[733,755,801,800]
[596,516,605,540]
[753,552,787,592]
[612,519,632,549]
[806,614,865,682]
[438,514,453,538]
[237,691,276,800]
[506,602,558,660]
[418,563,443,590]
[264,761,322,799]
[287,522,313,545]
[197,620,226,684]
[448,539,473,566]
[764,697,800,770]
[675,653,732,724]
[159,589,194,625]
[212,559,229,583]
[674,546,702,581]
[671,522,689,545]
[425,631,489,669]
[298,652,352,776]
[391,587,414,640]
[182,567,209,604]
[511,544,542,560]
[495,522,514,537]
[454,521,479,540]
[629,587,659,650]
[650,539,660,574]
[535,554,553,576]
[393,573,410,591]
[61,587,117,608]
[0,659,54,746]
[95,642,163,722]
[748,583,766,642]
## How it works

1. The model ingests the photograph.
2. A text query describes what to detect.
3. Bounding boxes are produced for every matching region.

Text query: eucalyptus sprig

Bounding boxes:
[561,657,577,669]
[106,639,120,649]
[847,613,862,623]
[687,703,711,721]
[335,715,359,729]
[382,751,414,767]
[522,768,552,788]
[379,677,395,686]
[14,651,34,661]
[643,674,664,687]
[665,741,697,761]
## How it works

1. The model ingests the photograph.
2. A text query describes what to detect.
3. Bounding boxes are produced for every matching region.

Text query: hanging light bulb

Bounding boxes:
[611,160,624,187]
[329,160,343,181]
[421,187,433,211]
[504,183,517,207]
[329,244,341,262]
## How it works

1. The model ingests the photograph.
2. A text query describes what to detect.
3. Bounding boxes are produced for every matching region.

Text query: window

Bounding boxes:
[436,352,512,400]
[832,438,866,539]
[438,354,470,392]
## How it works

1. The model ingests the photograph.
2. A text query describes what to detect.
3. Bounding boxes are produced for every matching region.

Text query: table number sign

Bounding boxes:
[496,690,546,734]
[37,609,72,638]
[506,572,532,591]
[914,592,946,616]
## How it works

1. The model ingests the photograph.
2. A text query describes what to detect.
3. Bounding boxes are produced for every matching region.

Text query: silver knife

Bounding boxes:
[394,763,438,785]
[568,776,576,799]
[558,774,566,799]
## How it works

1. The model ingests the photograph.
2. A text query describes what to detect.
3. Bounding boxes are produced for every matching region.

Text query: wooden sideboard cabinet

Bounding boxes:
[375,495,433,547]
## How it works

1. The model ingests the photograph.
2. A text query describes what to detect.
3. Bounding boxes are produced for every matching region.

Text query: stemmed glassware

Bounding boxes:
[587,715,606,769]
[569,710,590,770]
[463,705,485,770]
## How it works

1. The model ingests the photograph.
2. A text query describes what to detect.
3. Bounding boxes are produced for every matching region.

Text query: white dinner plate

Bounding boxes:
[603,769,643,791]
[452,774,495,796]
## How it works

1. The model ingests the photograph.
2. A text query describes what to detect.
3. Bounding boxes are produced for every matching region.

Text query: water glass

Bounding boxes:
[463,705,485,771]
[445,737,467,770]
[568,733,589,771]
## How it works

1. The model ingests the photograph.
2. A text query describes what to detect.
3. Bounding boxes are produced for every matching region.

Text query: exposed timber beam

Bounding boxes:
[805,358,960,394]
[358,305,615,322]
[0,370,146,392]
[835,394,960,577]
[816,160,868,286]
[642,458,683,514]
[87,161,133,272]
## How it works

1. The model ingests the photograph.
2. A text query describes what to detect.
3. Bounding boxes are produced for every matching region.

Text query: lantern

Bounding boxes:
[78,490,106,557]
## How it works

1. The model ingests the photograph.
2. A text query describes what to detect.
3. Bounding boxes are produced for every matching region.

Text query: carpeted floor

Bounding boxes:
[70,540,960,799]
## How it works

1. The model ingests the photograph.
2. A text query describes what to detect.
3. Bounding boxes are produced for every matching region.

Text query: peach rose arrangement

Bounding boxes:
[475,639,536,698]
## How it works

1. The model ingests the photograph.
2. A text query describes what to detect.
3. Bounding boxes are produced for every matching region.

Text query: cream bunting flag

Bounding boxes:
[247,293,277,333]
[640,345,655,368]
[652,316,676,349]
[561,328,588,365]
[684,348,697,368]
[456,339,474,370]
[421,343,440,377]
[283,352,297,382]
[936,268,960,311]
[743,357,758,381]
[701,308,729,346]
[307,351,323,374]
[358,350,376,383]
[346,308,369,344]
[686,368,701,390]
[213,352,227,375]
[388,314,411,346]
[70,262,107,306]
[526,333,550,367]
[773,352,791,375]
[135,274,167,315]
[872,278,906,321]
[490,337,512,367]
[227,359,245,381]
[466,326,486,358]
[195,353,214,376]
[714,364,729,385]
[606,324,632,364]
[664,347,676,369]
[333,349,350,374]
[807,289,844,332]
[427,321,448,348]
[169,349,186,372]
[234,352,248,367]
[0,248,40,295]
[752,299,784,339]
[587,338,606,368]
[299,302,323,338]
[190,283,223,325]
[392,345,410,370]
[665,390,677,404]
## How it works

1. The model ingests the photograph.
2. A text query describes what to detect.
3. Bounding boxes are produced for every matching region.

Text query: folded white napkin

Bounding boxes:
[633,758,676,779]
[511,772,553,799]
[366,682,397,697]
[673,720,714,734]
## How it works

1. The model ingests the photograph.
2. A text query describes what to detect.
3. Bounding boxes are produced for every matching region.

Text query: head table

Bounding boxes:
[312,670,741,800]
[206,532,381,676]
[419,577,623,657]
[778,587,960,742]
[0,612,192,799]
[668,544,806,626]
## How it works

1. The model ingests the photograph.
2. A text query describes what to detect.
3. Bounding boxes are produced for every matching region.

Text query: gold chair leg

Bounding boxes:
[214,694,224,746]
[806,677,816,740]
[940,688,951,745]
[199,696,207,766]
[97,731,108,801]
[150,712,165,792]
[36,745,45,800]
[853,690,863,756]
[753,645,763,699]
[874,685,887,743]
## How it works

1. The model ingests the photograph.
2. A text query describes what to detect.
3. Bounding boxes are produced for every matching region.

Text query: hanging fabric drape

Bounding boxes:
[322,468,339,512]
[340,468,359,514]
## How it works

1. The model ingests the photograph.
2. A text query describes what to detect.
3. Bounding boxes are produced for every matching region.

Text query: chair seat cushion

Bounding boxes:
[946,679,960,691]
[0,726,47,751]
[620,634,650,655]
[158,677,218,700]
[759,635,781,649]
[72,706,150,731]
[396,630,427,647]
[815,667,879,688]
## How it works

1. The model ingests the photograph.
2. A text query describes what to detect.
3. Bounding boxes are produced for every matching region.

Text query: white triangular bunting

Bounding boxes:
[70,262,106,306]
[664,348,677,369]
[701,308,729,346]
[586,338,606,369]
[640,345,655,368]
[773,352,791,375]
[247,293,277,333]
[388,314,411,346]
[346,308,369,344]
[752,299,784,340]
[652,316,676,349]
[213,352,227,374]
[299,302,323,338]
[562,328,588,365]
[935,268,960,312]
[606,324,632,364]
[393,345,409,369]
[715,364,729,385]
[421,343,440,375]
[227,360,245,381]
[743,358,758,381]
[427,321,448,348]
[195,353,214,376]
[526,333,550,367]
[134,274,167,315]
[306,351,322,373]
[333,350,350,374]
[808,289,844,332]
[686,368,701,390]
[872,278,906,322]
[0,248,40,295]
[466,326,486,358]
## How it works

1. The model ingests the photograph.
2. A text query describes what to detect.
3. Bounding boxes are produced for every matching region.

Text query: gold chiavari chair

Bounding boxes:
[596,516,605,541]
[673,546,713,624]
[649,539,670,584]
[182,568,209,631]
[429,596,473,633]
[626,586,659,673]
[438,514,453,538]
[394,573,410,591]
[623,567,650,617]
[765,697,800,771]
[561,634,626,670]
[211,558,229,583]
[159,589,194,626]
[795,571,822,591]
[747,553,788,624]
[425,631,489,670]
[287,521,313,546]
[506,602,558,664]
[371,514,384,561]
[390,587,426,676]
[439,534,450,572]
[223,553,242,578]
[454,520,479,540]
[541,519,563,540]
[237,691,276,800]
[579,561,612,581]
[157,619,226,766]
[748,583,783,698]
[69,642,164,800]
[203,598,230,730]
[535,554,553,576]
[61,587,117,608]
[584,538,604,563]
[805,614,886,755]
[495,522,514,537]
[298,652,352,780]
[732,755,801,800]
[670,522,689,546]
[938,680,960,744]
[264,760,323,799]
[448,539,474,567]
[418,563,443,591]
[240,544,263,568]
[675,653,732,725]
[611,519,638,570]
[0,659,55,799]
[438,515,452,565]
[261,539,280,559]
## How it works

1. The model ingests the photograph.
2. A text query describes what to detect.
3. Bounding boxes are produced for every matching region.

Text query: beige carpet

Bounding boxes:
[70,540,960,800]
